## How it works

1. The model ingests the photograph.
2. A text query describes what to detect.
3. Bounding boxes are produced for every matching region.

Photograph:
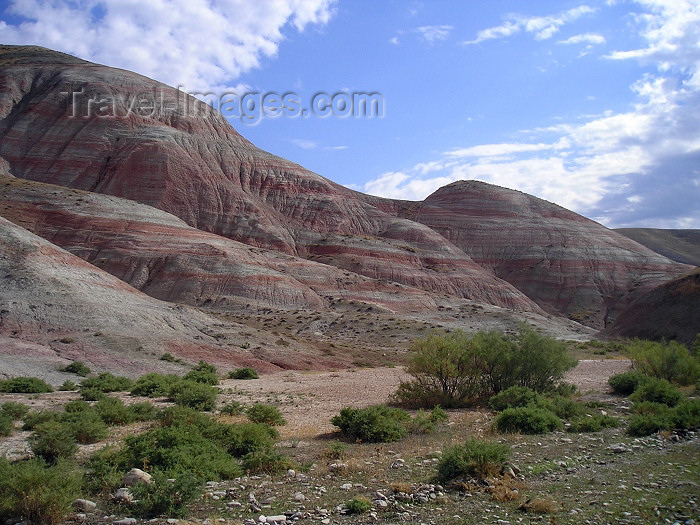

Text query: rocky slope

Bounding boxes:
[0,45,535,313]
[615,228,700,266]
[377,181,691,327]
[0,45,692,377]
[603,267,700,345]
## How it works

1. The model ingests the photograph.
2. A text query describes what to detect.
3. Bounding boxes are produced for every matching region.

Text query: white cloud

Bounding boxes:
[292,139,318,150]
[415,25,453,44]
[464,5,596,45]
[0,0,337,92]
[445,142,557,158]
[362,1,700,228]
[558,33,606,45]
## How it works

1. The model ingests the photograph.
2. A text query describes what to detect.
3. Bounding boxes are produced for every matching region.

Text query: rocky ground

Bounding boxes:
[2,358,699,525]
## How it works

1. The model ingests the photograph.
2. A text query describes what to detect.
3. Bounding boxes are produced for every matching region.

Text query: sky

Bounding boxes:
[1,0,699,228]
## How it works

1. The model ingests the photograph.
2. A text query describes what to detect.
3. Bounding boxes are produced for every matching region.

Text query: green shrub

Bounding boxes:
[220,401,245,415]
[0,376,53,393]
[408,406,449,434]
[549,382,578,398]
[436,438,510,482]
[241,450,293,474]
[0,414,13,437]
[627,413,673,436]
[159,352,178,363]
[131,373,180,397]
[488,386,545,411]
[21,410,61,431]
[215,422,278,457]
[79,372,132,393]
[628,339,700,385]
[84,446,125,496]
[123,425,242,481]
[323,440,348,460]
[64,410,109,444]
[228,367,259,380]
[1,402,29,420]
[60,361,91,377]
[183,361,219,385]
[129,401,160,421]
[58,380,77,391]
[629,378,683,407]
[672,399,700,430]
[331,405,410,442]
[229,367,259,380]
[29,421,78,463]
[345,496,372,514]
[93,397,134,425]
[608,371,650,395]
[495,407,562,434]
[168,380,217,411]
[246,403,286,426]
[0,458,82,525]
[394,326,577,409]
[79,387,106,401]
[549,396,586,420]
[567,414,619,433]
[63,400,90,413]
[129,470,201,519]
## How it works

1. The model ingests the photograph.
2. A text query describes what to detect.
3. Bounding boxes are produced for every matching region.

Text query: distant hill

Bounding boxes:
[603,267,700,345]
[615,228,700,266]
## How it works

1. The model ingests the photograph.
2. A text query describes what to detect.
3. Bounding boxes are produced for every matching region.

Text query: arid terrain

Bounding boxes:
[1,357,699,525]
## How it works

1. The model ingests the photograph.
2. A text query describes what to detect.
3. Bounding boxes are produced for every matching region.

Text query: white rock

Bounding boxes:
[122,468,152,487]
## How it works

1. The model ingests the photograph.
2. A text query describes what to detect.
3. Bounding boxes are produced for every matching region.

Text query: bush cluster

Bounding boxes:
[331,405,448,442]
[79,373,133,394]
[246,403,286,426]
[228,367,259,380]
[627,398,700,436]
[393,325,577,408]
[495,406,563,434]
[627,340,700,386]
[0,458,83,525]
[436,438,510,482]
[183,361,219,385]
[608,371,650,395]
[0,377,53,393]
[332,405,411,442]
[60,361,91,377]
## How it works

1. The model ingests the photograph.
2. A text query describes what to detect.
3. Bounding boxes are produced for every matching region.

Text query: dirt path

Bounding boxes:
[220,359,631,438]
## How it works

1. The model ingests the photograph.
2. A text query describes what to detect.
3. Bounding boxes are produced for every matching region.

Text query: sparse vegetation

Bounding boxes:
[246,403,286,426]
[59,361,91,376]
[0,458,82,525]
[394,326,577,409]
[436,438,510,482]
[608,370,650,395]
[627,339,700,385]
[79,372,133,393]
[167,380,218,411]
[331,404,411,442]
[183,360,219,385]
[629,377,683,407]
[345,496,372,514]
[229,367,259,380]
[495,406,563,434]
[0,376,53,393]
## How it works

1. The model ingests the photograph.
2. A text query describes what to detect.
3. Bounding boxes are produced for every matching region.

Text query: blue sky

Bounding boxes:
[1,0,699,228]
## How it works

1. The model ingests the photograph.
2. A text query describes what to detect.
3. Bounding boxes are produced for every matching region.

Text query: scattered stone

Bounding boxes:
[73,499,97,512]
[287,469,296,478]
[122,468,152,487]
[112,488,133,503]
[340,483,353,490]
[113,519,137,525]
[607,443,630,454]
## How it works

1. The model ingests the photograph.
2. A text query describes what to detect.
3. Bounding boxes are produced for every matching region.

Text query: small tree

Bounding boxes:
[628,339,700,386]
[393,326,577,409]
[393,331,483,408]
